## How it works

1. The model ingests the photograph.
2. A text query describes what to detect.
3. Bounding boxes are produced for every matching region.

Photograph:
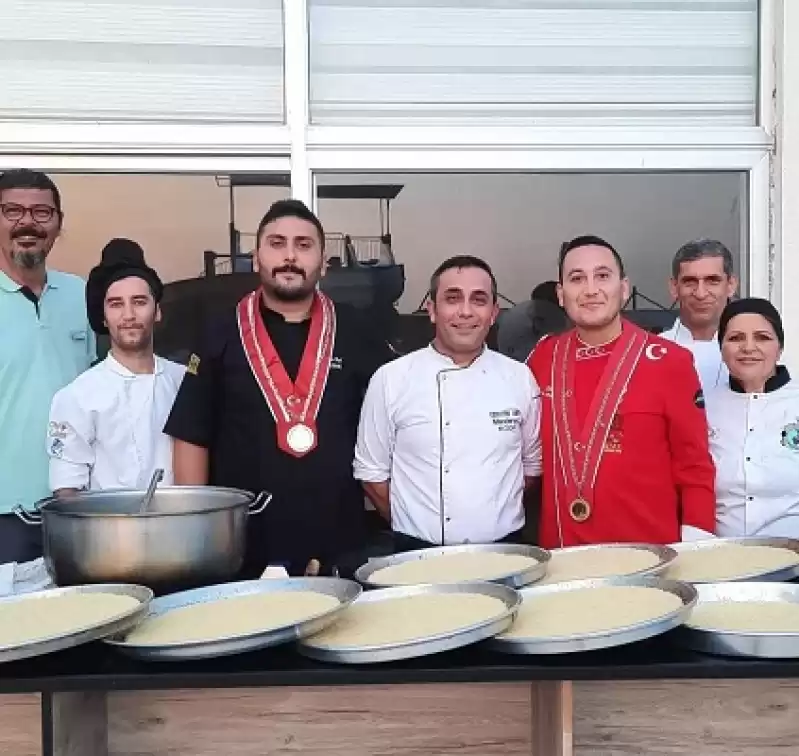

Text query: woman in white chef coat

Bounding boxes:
[705,297,799,537]
[47,239,185,494]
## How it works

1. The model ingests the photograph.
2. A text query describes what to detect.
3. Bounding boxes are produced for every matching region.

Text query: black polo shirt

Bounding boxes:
[164,299,391,576]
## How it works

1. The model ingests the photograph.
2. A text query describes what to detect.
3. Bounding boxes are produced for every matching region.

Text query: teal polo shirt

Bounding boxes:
[0,269,95,513]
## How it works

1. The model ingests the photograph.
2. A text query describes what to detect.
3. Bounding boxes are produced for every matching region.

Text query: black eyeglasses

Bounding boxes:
[0,203,58,223]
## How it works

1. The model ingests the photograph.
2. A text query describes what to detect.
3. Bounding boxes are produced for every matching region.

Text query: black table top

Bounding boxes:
[3,632,799,695]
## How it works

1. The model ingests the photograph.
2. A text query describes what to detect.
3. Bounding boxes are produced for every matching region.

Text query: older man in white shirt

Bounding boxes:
[354,255,542,549]
[47,239,184,494]
[660,239,738,394]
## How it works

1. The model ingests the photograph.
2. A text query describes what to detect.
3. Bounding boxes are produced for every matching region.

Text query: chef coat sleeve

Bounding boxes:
[47,385,95,491]
[664,348,717,534]
[353,366,395,483]
[521,370,543,477]
[162,324,221,448]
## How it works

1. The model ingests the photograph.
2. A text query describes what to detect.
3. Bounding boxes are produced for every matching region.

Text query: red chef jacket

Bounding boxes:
[527,321,716,549]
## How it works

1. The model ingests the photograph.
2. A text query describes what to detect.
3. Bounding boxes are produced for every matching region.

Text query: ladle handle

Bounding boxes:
[139,469,164,513]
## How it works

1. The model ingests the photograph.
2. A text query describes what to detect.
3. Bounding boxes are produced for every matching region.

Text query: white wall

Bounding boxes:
[48,171,742,312]
[776,0,799,370]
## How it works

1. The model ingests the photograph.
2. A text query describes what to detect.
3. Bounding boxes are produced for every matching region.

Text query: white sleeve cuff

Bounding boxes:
[49,460,90,492]
[680,525,716,542]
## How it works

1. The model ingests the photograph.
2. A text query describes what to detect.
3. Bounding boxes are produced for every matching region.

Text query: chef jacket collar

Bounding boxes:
[104,353,163,378]
[729,364,791,394]
[426,342,488,369]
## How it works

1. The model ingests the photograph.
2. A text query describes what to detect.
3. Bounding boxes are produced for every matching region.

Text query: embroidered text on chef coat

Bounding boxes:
[354,345,542,545]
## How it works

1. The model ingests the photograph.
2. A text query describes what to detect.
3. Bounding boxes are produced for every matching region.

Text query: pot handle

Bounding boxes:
[248,491,273,515]
[12,505,42,526]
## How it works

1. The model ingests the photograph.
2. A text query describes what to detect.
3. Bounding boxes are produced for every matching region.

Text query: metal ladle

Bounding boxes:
[139,468,164,514]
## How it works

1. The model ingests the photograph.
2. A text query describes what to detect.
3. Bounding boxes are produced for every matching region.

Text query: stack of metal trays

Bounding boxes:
[675,582,799,658]
[354,543,550,589]
[0,583,152,664]
[485,575,696,655]
[297,582,520,664]
[667,537,799,583]
[104,577,361,661]
[540,543,677,585]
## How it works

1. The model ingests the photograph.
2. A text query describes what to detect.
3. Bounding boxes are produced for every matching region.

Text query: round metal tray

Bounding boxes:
[538,543,677,585]
[485,575,696,655]
[354,543,550,589]
[0,583,152,664]
[104,577,361,661]
[675,581,799,658]
[667,537,799,583]
[297,581,520,664]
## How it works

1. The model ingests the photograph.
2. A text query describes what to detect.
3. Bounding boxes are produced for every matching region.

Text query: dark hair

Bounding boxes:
[671,238,734,280]
[429,255,498,303]
[558,235,625,281]
[256,199,325,251]
[0,169,63,217]
[718,297,784,348]
[531,280,559,305]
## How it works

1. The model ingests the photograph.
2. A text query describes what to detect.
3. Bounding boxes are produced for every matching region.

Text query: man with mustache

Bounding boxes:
[47,239,185,494]
[165,199,391,577]
[660,239,738,393]
[0,169,94,562]
[527,236,716,548]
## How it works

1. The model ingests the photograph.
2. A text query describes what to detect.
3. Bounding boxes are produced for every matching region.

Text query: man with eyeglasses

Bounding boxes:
[0,169,95,563]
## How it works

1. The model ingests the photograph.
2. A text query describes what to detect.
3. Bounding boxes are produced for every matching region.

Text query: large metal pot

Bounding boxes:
[14,487,271,592]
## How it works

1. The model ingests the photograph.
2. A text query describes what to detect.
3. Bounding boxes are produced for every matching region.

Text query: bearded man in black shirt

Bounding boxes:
[165,200,390,576]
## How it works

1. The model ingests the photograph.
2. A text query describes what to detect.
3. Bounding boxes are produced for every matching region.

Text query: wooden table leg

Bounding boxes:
[44,692,108,756]
[531,681,573,756]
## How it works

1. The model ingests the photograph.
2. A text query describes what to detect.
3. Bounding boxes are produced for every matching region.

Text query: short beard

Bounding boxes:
[12,249,47,270]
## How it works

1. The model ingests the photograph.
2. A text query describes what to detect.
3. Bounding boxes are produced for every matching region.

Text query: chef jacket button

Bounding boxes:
[445,421,451,427]
[746,456,751,462]
[446,517,451,522]
[747,496,754,501]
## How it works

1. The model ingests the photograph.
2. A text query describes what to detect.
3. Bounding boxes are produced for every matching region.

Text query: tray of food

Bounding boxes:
[665,538,799,583]
[353,543,550,589]
[0,583,152,664]
[534,543,676,586]
[296,581,520,664]
[675,582,799,658]
[485,575,696,655]
[104,577,361,661]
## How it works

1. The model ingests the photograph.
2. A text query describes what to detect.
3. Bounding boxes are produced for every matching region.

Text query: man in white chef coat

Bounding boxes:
[660,239,738,393]
[47,239,185,494]
[354,255,542,550]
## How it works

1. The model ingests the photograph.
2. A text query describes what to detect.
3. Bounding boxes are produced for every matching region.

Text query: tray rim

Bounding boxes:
[0,583,153,663]
[354,543,551,589]
[683,581,799,638]
[542,542,678,581]
[297,581,521,663]
[486,575,696,655]
[668,537,799,583]
[103,577,362,657]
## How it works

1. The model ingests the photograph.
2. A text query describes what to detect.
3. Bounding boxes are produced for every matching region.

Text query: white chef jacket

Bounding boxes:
[47,355,186,492]
[354,345,542,545]
[660,318,728,394]
[705,372,799,537]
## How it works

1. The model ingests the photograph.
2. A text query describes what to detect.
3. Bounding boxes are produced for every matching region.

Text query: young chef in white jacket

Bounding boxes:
[660,239,738,394]
[354,255,542,549]
[705,298,799,537]
[47,239,185,494]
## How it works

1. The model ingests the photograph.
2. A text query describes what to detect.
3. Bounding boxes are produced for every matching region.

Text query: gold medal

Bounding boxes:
[569,498,591,523]
[286,423,316,454]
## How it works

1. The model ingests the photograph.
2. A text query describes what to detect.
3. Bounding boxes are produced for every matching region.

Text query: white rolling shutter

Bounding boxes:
[0,0,284,122]
[309,0,759,128]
